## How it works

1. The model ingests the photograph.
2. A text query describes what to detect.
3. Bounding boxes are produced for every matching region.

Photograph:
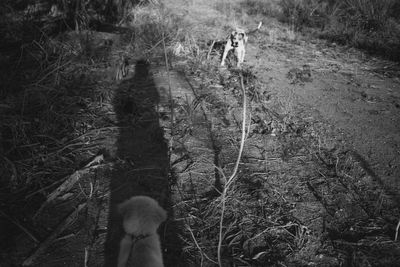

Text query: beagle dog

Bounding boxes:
[117,196,167,267]
[220,22,262,68]
[220,29,248,67]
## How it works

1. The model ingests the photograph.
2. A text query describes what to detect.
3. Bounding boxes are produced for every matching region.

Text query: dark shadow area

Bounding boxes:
[105,60,186,266]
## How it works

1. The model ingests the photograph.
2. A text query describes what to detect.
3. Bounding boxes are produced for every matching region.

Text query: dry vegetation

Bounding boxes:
[241,0,400,60]
[0,0,399,266]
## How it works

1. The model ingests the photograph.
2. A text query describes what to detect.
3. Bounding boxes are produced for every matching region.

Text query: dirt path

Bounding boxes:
[247,26,400,194]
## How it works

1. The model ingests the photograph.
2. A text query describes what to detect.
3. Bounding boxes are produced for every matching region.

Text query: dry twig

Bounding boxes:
[0,210,39,243]
[34,155,103,217]
[186,225,218,266]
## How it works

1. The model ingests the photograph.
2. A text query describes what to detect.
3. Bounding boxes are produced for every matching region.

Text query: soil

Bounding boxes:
[1,1,400,267]
[248,25,400,195]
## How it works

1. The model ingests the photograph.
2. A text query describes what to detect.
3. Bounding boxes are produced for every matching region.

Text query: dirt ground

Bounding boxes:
[248,23,400,196]
[1,0,400,266]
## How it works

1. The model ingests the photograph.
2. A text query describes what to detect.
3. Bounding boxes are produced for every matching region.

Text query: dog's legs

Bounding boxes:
[117,234,132,267]
[221,44,231,67]
[237,49,241,67]
[237,48,245,67]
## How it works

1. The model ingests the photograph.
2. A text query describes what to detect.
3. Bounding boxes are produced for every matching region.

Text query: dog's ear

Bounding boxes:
[153,205,167,225]
[244,34,248,43]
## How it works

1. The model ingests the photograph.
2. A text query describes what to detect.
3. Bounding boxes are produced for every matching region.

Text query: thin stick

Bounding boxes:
[245,111,252,144]
[217,72,247,266]
[84,247,89,267]
[0,210,39,243]
[206,40,216,60]
[395,219,400,242]
[22,203,87,266]
[147,35,169,54]
[33,155,102,216]
[33,59,71,86]
[186,225,218,265]
[2,156,18,186]
[34,168,91,218]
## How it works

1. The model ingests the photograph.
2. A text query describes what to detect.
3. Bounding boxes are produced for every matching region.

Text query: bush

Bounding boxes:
[239,0,281,17]
[322,0,400,60]
[339,0,396,31]
[278,0,329,29]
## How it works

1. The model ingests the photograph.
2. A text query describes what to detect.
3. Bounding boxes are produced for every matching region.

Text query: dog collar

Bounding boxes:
[129,233,151,243]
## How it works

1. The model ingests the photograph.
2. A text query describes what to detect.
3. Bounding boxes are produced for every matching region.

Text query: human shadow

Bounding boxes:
[104,60,186,266]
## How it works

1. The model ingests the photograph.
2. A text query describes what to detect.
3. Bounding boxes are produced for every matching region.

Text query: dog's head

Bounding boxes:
[230,30,247,47]
[119,196,167,235]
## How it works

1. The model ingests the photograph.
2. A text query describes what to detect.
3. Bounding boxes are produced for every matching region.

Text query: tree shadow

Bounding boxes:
[104,60,186,266]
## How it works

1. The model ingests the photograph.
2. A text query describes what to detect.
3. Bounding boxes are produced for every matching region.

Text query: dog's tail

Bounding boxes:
[247,21,262,35]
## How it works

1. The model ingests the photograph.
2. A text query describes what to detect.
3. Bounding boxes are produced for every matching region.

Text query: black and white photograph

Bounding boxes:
[0,0,399,266]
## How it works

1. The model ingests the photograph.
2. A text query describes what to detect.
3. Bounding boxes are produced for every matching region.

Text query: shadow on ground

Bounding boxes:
[104,60,186,266]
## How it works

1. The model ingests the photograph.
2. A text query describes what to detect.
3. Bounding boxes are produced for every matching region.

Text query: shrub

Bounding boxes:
[263,0,400,61]
[239,0,281,17]
[339,0,396,31]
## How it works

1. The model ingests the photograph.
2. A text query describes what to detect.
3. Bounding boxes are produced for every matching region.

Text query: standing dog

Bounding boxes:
[220,28,248,68]
[220,22,262,67]
[117,196,167,267]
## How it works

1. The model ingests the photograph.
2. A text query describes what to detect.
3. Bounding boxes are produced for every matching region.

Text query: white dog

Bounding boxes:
[117,196,167,267]
[220,22,262,68]
[220,29,248,67]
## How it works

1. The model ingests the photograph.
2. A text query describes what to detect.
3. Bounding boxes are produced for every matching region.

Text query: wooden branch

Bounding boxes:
[34,154,103,218]
[34,168,89,218]
[23,203,87,266]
